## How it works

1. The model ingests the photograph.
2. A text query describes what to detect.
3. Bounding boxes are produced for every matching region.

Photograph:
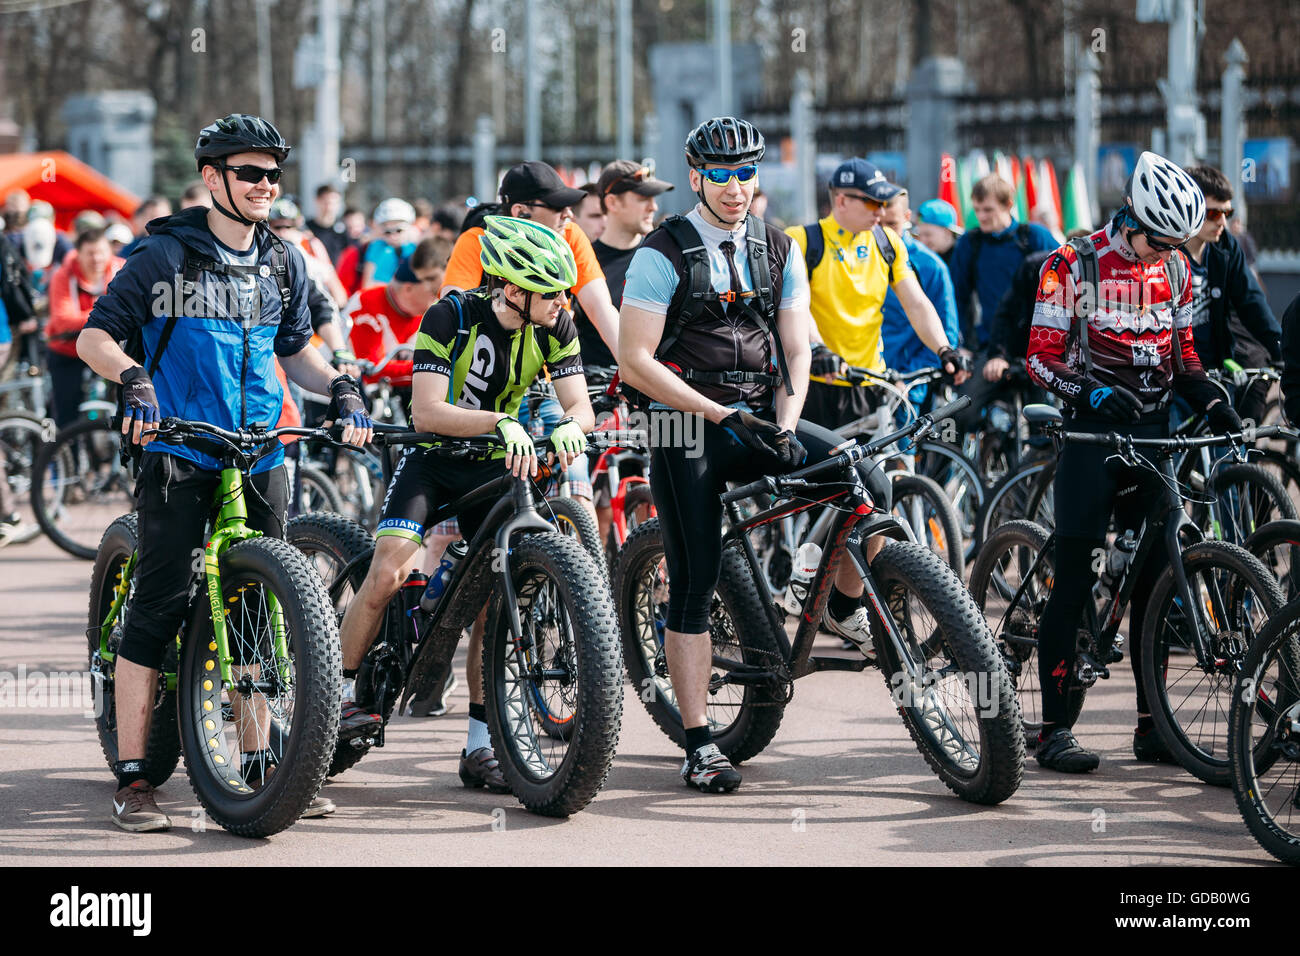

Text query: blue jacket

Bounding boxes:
[86,207,313,472]
[951,218,1057,349]
[882,231,959,375]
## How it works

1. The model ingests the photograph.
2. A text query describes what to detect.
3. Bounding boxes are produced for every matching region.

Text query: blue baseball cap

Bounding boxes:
[916,199,964,235]
[828,159,902,202]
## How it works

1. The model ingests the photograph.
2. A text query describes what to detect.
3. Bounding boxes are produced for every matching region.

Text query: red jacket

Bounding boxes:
[345,285,421,387]
[45,255,124,357]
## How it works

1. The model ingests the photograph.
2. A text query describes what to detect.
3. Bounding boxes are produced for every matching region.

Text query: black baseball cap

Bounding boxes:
[596,160,675,200]
[499,161,587,210]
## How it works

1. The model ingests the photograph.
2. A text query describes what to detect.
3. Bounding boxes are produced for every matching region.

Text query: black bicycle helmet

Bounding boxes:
[684,116,765,167]
[194,113,291,171]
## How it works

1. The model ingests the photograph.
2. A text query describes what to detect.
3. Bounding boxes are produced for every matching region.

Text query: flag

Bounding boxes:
[1012,158,1029,221]
[1022,156,1039,215]
[1062,162,1094,233]
[938,153,960,210]
[1040,158,1063,226]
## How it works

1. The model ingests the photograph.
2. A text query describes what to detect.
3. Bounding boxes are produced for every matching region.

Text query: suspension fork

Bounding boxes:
[1157,455,1219,665]
[494,480,556,647]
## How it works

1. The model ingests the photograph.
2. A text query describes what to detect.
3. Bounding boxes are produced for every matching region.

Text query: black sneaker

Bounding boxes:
[242,759,336,818]
[680,743,742,793]
[459,747,510,794]
[339,700,382,740]
[1133,728,1177,764]
[1035,728,1100,773]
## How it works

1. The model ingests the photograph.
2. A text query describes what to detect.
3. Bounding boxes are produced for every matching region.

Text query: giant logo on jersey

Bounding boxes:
[458,338,496,409]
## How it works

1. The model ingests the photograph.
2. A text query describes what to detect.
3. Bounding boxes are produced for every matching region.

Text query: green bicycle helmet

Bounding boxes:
[479,215,577,295]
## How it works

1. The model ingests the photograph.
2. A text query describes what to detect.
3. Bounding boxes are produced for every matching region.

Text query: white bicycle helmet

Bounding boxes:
[1126,151,1206,240]
[373,197,416,226]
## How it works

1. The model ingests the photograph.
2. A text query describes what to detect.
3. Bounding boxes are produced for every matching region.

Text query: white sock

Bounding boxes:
[466,716,491,754]
[341,677,355,702]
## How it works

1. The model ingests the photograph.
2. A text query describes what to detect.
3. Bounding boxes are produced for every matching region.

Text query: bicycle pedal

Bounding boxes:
[1106,648,1124,664]
[1098,666,1111,679]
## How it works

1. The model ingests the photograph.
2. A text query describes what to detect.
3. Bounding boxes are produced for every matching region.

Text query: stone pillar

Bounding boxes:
[791,70,817,225]
[904,57,966,204]
[62,91,156,198]
[1221,38,1248,226]
[1074,49,1101,224]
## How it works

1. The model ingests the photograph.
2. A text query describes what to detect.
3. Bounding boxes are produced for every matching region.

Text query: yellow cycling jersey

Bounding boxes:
[785,216,910,375]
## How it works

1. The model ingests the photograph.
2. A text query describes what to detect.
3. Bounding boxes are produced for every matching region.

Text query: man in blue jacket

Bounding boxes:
[879,188,959,405]
[77,114,373,833]
[1182,164,1281,424]
[950,174,1057,350]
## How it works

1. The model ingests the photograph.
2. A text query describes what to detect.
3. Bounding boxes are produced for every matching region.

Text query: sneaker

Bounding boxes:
[459,747,510,794]
[243,760,336,818]
[822,606,876,661]
[0,512,22,551]
[111,781,172,832]
[680,742,742,793]
[339,700,382,741]
[406,670,458,718]
[1035,728,1101,773]
[1133,727,1177,764]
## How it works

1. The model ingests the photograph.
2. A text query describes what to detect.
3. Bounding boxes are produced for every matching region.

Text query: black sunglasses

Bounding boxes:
[538,289,568,300]
[223,163,284,185]
[1140,231,1184,252]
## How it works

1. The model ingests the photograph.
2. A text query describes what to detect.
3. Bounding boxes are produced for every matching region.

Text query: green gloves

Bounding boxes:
[550,417,588,458]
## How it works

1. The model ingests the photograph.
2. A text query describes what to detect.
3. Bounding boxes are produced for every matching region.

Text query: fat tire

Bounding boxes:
[482,532,623,816]
[177,536,341,837]
[870,541,1025,804]
[87,512,181,787]
[613,519,786,764]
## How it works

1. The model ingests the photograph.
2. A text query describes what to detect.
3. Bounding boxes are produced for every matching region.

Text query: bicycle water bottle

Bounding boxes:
[783,542,823,616]
[401,571,429,641]
[421,540,469,613]
[1094,530,1138,604]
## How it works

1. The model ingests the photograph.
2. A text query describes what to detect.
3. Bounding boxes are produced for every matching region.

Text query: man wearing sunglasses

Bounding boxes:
[75,113,374,832]
[1025,150,1242,774]
[619,117,901,794]
[1179,164,1280,426]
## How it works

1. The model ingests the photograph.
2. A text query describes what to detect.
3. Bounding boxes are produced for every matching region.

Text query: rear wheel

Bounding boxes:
[546,496,605,577]
[1244,519,1300,601]
[890,472,964,572]
[870,541,1025,804]
[1229,597,1300,865]
[967,520,1084,747]
[976,458,1056,549]
[483,532,623,816]
[33,416,132,560]
[87,513,181,787]
[1196,464,1297,546]
[1141,541,1285,786]
[295,463,345,516]
[613,519,787,763]
[0,412,49,545]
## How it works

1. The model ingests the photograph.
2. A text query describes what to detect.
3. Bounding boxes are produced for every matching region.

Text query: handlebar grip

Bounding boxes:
[926,395,972,423]
[720,476,774,505]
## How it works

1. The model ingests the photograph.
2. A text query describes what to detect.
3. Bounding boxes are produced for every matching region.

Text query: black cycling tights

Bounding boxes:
[651,412,893,634]
[1037,416,1169,727]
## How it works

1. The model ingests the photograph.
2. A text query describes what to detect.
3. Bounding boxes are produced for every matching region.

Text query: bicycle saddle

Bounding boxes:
[1022,404,1064,427]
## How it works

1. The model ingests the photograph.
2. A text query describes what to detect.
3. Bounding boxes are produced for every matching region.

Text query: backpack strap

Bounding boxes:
[444,291,473,403]
[656,215,713,359]
[1066,236,1099,377]
[265,229,294,312]
[1164,252,1188,374]
[742,213,792,396]
[801,222,824,279]
[872,224,897,285]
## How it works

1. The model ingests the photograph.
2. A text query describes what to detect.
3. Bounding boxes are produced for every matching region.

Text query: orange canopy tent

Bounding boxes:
[0,151,139,232]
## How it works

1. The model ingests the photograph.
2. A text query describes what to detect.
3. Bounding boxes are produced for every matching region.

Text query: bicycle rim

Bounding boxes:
[1238,627,1300,855]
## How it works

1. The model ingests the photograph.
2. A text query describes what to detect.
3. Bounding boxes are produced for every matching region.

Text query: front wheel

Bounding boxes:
[177,536,341,837]
[1140,540,1284,786]
[1228,597,1300,865]
[870,541,1025,804]
[890,472,964,572]
[482,532,624,817]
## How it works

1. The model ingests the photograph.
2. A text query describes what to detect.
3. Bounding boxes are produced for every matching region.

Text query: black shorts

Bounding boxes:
[802,381,878,433]
[376,448,505,545]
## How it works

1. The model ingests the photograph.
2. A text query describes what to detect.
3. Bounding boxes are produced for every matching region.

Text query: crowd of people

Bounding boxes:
[0,105,1294,830]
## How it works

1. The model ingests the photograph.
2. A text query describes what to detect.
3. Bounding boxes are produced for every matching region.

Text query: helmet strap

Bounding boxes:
[211,165,257,227]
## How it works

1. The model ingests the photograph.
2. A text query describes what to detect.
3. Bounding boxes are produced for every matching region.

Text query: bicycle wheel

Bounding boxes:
[285,513,384,778]
[482,532,623,816]
[177,536,341,837]
[0,411,50,545]
[967,520,1084,747]
[1245,519,1300,601]
[914,441,985,563]
[1140,540,1285,786]
[891,472,963,572]
[296,462,345,516]
[613,519,786,763]
[976,458,1056,549]
[33,417,133,560]
[870,540,1025,804]
[1197,463,1297,546]
[86,513,181,787]
[1229,597,1300,865]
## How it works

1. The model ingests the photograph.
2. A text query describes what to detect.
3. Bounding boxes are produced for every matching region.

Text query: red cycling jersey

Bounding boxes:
[345,285,420,387]
[1026,222,1208,411]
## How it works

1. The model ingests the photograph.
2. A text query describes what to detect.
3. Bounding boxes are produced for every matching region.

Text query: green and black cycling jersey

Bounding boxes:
[412,288,583,418]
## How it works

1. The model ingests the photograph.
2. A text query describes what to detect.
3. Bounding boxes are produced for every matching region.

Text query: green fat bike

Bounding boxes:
[88,418,344,838]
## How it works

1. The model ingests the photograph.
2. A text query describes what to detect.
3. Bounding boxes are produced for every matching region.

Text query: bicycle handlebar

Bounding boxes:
[1060,424,1285,450]
[719,395,971,505]
[143,417,352,454]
